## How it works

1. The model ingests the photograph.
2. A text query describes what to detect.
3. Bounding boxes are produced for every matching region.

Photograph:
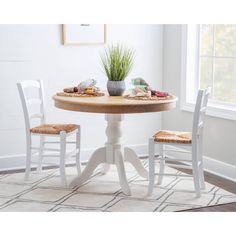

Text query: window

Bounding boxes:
[200,25,236,104]
[181,25,236,120]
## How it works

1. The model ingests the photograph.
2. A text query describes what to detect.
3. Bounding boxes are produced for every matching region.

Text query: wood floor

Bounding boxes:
[0,165,236,212]
[178,168,236,212]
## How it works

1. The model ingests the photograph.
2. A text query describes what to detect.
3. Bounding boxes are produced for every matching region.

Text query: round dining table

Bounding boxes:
[53,94,177,195]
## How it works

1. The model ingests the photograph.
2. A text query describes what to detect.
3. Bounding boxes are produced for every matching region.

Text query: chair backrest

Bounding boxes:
[17,80,46,133]
[192,87,211,144]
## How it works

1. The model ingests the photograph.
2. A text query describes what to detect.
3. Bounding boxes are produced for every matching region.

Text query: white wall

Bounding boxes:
[162,25,236,167]
[0,24,163,169]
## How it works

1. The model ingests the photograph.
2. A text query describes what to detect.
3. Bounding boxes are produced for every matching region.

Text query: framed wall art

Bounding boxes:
[62,24,107,45]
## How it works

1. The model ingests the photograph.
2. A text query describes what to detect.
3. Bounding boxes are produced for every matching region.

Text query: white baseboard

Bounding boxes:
[202,156,236,182]
[1,144,236,183]
[0,154,27,171]
[0,144,148,172]
[164,145,236,183]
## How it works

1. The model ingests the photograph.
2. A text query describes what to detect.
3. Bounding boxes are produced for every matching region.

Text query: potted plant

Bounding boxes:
[101,44,134,96]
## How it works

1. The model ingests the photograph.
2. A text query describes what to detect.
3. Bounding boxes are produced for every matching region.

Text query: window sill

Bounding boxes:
[181,101,236,121]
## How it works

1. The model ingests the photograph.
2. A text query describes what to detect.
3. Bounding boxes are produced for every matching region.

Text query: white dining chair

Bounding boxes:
[148,87,211,197]
[17,80,81,186]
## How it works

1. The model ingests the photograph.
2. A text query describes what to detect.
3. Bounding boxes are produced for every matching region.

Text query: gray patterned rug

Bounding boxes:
[0,160,235,212]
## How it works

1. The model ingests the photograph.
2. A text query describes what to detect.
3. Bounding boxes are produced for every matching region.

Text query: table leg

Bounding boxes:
[70,147,106,188]
[124,147,149,179]
[115,149,131,195]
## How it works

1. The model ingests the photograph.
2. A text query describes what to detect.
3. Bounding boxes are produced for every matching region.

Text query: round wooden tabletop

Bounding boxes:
[53,94,178,114]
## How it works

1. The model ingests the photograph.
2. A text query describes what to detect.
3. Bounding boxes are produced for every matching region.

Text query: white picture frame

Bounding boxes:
[62,24,107,45]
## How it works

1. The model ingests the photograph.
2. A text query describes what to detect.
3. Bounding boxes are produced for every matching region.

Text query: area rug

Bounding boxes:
[0,160,235,212]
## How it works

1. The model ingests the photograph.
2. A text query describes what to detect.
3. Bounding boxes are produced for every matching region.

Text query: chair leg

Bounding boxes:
[37,136,45,173]
[199,162,206,190]
[198,141,206,189]
[192,145,201,197]
[24,135,32,181]
[75,128,81,175]
[157,144,165,185]
[147,138,155,196]
[60,131,67,187]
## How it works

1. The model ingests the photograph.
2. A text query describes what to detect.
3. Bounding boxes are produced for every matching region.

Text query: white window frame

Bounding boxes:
[180,24,236,121]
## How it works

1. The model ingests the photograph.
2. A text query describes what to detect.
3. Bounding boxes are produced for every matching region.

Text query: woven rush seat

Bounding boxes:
[30,124,80,135]
[153,130,192,144]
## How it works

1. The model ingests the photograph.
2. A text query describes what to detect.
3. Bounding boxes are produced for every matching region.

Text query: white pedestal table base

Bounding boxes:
[70,114,148,195]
